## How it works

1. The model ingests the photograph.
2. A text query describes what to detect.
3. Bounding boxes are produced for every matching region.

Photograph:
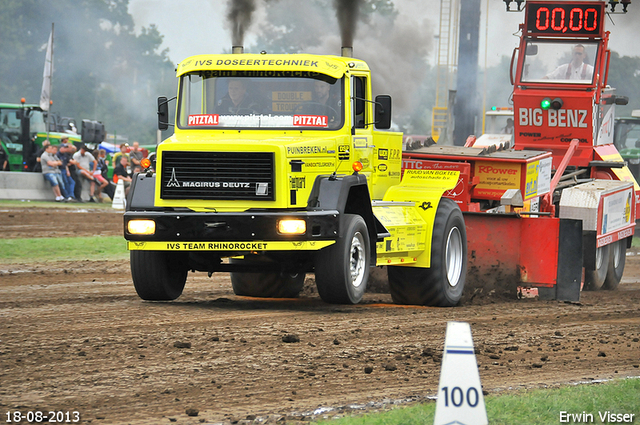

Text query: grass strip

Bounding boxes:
[0,236,128,263]
[316,378,640,424]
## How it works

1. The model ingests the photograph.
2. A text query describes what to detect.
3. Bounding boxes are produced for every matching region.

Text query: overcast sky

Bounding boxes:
[128,0,637,75]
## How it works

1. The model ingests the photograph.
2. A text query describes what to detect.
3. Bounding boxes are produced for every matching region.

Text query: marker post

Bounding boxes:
[433,321,488,425]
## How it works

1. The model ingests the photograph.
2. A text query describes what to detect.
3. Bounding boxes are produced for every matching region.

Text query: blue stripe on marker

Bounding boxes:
[446,349,474,355]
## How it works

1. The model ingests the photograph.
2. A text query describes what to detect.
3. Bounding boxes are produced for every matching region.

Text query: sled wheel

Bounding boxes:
[230,257,305,298]
[388,198,467,306]
[603,239,626,290]
[315,214,370,304]
[130,250,188,300]
[584,244,609,291]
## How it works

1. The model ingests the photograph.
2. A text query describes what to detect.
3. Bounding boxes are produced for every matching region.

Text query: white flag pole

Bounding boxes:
[40,23,54,112]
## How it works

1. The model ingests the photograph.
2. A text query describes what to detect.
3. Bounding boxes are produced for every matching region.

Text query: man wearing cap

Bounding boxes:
[72,144,98,202]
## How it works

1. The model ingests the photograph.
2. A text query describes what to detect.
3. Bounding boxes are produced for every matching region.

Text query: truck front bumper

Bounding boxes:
[124,209,339,252]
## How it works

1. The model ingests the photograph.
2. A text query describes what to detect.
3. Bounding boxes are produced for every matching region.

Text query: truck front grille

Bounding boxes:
[160,151,275,201]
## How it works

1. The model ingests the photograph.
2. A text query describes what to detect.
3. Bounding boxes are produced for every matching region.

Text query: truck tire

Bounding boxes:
[584,244,609,291]
[388,198,467,306]
[314,214,370,304]
[603,239,626,290]
[130,251,188,300]
[230,262,305,298]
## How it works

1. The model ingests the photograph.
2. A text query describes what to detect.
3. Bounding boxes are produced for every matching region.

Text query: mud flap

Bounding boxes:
[539,218,583,302]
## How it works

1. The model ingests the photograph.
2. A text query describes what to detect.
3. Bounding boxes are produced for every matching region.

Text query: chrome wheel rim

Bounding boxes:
[349,232,366,288]
[446,226,464,287]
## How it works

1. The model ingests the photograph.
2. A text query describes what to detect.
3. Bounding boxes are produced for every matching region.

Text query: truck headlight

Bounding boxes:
[127,219,156,235]
[277,219,306,235]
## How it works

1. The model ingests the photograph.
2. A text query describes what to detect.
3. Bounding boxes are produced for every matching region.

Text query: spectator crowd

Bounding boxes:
[39,139,147,202]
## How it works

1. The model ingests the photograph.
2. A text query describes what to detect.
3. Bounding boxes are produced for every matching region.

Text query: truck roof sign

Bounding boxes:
[176,54,359,79]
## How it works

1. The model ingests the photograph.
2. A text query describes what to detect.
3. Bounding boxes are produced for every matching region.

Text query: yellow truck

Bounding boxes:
[124,52,466,306]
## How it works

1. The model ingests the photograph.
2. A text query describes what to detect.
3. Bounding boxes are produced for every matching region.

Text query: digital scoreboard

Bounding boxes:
[525,2,605,37]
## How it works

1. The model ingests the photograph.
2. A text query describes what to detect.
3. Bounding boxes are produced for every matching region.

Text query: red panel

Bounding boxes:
[519,218,559,286]
[513,91,594,168]
[465,214,561,288]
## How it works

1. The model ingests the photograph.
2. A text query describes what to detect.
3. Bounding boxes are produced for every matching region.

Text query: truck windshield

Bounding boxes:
[0,109,24,154]
[614,120,640,150]
[520,41,598,85]
[177,73,344,130]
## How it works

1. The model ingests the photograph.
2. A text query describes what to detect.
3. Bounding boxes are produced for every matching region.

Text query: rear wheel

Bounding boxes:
[130,251,188,300]
[230,257,305,298]
[315,214,370,304]
[388,198,467,306]
[603,239,626,290]
[584,244,609,291]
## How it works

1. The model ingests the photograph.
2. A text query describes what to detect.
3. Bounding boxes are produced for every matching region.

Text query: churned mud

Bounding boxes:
[1,206,639,424]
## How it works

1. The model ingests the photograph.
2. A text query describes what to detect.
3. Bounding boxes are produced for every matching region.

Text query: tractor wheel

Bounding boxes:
[130,250,188,300]
[230,257,305,298]
[314,214,370,304]
[388,198,467,306]
[603,239,626,290]
[584,244,609,291]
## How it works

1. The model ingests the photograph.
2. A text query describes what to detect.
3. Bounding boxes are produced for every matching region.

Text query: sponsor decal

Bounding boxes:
[473,161,521,199]
[165,168,260,190]
[518,108,588,128]
[378,148,389,160]
[167,242,270,250]
[188,114,219,126]
[292,114,328,127]
[286,145,328,155]
[378,163,388,172]
[338,144,350,160]
[289,176,306,189]
[304,161,334,168]
[419,201,433,211]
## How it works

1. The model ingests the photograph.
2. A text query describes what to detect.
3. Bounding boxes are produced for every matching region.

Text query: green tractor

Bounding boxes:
[614,110,640,182]
[0,101,82,171]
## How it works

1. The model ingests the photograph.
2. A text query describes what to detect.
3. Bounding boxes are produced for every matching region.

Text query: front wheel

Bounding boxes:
[314,214,370,304]
[130,251,189,300]
[388,198,467,306]
[603,239,626,290]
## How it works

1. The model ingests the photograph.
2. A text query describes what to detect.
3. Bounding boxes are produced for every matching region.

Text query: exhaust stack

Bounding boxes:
[341,46,353,57]
[232,45,244,54]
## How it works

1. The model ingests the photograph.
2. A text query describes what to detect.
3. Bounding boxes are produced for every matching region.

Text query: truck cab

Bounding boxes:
[125,52,468,306]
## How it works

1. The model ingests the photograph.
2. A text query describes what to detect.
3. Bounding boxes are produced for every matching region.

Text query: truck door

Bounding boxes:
[351,75,373,178]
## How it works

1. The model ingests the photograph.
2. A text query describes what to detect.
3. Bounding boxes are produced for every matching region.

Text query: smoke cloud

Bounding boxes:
[334,0,363,48]
[227,0,257,46]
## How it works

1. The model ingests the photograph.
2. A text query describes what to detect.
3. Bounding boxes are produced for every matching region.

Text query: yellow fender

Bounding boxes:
[381,169,460,268]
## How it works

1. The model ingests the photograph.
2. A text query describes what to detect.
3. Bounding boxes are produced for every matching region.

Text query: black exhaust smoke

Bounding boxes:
[227,0,257,48]
[334,0,362,55]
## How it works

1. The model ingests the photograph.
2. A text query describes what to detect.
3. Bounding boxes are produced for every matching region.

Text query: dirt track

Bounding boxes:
[1,206,639,424]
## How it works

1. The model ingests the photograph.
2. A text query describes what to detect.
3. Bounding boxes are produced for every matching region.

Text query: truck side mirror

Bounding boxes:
[374,95,392,130]
[158,96,169,131]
